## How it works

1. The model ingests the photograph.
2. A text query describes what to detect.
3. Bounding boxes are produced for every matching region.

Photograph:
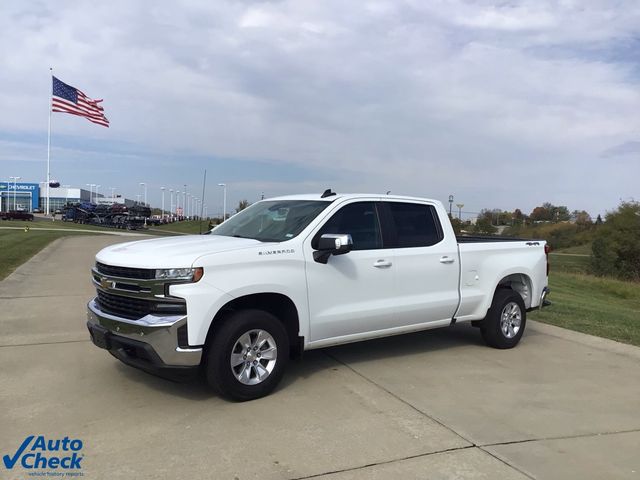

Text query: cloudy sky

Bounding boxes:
[1,0,639,217]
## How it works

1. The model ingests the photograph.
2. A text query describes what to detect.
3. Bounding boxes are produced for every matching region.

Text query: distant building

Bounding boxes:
[0,181,136,213]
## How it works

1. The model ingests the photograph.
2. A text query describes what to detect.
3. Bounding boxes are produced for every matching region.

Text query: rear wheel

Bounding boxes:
[204,309,289,401]
[480,289,526,349]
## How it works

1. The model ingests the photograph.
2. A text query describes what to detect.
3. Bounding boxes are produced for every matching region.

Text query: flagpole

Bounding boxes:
[46,67,52,216]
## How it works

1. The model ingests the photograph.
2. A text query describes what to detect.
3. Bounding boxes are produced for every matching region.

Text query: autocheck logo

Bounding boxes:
[3,435,84,473]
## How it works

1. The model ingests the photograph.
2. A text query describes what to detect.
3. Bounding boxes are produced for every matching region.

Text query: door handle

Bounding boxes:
[439,256,455,264]
[373,259,392,268]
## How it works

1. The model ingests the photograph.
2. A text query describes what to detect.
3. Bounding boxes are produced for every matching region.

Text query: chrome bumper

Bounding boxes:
[538,287,551,310]
[87,298,202,367]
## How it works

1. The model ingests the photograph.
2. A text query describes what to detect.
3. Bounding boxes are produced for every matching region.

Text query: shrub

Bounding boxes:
[590,201,640,281]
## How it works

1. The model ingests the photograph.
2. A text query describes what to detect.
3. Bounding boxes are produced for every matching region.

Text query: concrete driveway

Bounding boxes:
[1,235,639,479]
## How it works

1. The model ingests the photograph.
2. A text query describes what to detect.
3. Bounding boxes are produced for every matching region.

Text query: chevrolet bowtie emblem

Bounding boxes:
[100,277,114,289]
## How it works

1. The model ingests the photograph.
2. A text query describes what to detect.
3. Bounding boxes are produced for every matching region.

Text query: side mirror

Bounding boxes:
[313,234,353,264]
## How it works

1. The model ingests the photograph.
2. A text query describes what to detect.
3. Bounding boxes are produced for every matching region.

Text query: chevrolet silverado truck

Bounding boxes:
[87,192,549,401]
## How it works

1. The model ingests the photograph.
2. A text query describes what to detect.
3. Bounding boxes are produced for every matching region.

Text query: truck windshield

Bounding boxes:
[210,200,331,242]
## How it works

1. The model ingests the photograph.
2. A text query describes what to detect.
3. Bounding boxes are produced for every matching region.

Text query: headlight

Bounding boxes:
[155,267,203,282]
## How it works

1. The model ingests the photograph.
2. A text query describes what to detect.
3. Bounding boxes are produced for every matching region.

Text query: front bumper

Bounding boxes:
[87,299,202,381]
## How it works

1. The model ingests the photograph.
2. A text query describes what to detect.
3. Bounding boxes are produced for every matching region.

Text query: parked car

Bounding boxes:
[0,210,34,221]
[87,192,549,400]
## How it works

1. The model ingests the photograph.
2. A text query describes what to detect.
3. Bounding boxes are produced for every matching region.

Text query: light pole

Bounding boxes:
[95,185,101,203]
[14,176,21,210]
[86,184,96,203]
[448,195,454,217]
[136,194,141,204]
[63,185,71,204]
[161,187,165,218]
[9,176,20,210]
[218,183,227,221]
[109,187,116,202]
[186,193,191,218]
[4,178,11,212]
[139,183,147,206]
[456,203,464,221]
[169,189,174,218]
[183,185,187,219]
[176,190,180,217]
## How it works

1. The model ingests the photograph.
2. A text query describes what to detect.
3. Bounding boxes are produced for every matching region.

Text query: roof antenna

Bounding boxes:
[386,190,391,195]
[321,188,337,198]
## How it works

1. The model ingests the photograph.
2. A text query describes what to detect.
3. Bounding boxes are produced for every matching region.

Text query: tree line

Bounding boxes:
[453,201,639,282]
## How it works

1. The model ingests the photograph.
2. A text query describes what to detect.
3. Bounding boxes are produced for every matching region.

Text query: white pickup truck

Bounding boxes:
[87,192,549,400]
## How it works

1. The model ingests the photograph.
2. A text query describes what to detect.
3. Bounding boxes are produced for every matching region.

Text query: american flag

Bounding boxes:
[52,76,109,127]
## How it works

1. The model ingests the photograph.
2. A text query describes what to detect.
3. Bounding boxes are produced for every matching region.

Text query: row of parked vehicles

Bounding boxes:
[63,202,152,230]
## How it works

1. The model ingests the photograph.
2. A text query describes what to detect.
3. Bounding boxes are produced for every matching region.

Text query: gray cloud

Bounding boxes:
[1,0,639,215]
[600,141,640,158]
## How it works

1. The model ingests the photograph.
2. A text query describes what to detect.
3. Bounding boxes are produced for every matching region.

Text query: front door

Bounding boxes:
[303,201,396,342]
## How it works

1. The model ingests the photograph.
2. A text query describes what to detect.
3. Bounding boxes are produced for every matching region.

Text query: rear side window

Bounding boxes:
[387,202,443,247]
[313,202,383,250]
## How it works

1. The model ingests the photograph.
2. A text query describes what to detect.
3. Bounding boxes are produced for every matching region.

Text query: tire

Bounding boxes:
[480,289,526,349]
[204,309,289,401]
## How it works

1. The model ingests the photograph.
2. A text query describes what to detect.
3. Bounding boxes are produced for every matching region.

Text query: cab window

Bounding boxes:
[313,202,383,250]
[386,202,443,247]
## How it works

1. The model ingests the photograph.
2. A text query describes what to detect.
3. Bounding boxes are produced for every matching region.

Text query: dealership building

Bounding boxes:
[0,181,135,213]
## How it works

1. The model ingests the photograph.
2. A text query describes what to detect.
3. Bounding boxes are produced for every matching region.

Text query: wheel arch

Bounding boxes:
[495,273,533,309]
[205,292,302,359]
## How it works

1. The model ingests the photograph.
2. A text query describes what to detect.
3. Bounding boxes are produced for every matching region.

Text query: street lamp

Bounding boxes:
[176,191,180,217]
[218,183,227,222]
[183,185,187,218]
[86,184,96,203]
[139,182,147,206]
[161,187,165,218]
[169,189,174,218]
[448,195,454,217]
[95,185,101,203]
[456,203,464,221]
[109,187,116,202]
[186,193,191,218]
[13,176,21,210]
[4,178,12,212]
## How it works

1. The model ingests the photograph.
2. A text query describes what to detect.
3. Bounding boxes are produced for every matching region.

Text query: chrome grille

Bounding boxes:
[96,290,185,320]
[96,262,155,280]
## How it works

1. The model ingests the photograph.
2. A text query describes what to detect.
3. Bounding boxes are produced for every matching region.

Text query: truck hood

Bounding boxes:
[96,234,267,268]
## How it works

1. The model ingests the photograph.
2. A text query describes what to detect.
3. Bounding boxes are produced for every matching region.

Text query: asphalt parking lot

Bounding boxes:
[1,235,639,479]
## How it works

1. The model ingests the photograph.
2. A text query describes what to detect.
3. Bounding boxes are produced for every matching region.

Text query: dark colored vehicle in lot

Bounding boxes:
[0,210,34,221]
[62,201,151,230]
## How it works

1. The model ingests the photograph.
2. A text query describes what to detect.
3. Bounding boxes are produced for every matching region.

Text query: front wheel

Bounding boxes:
[480,289,526,349]
[204,309,289,401]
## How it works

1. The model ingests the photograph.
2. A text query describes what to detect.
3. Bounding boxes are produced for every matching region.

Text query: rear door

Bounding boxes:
[381,201,460,326]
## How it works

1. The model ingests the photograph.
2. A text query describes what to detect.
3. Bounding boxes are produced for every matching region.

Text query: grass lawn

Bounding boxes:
[24,218,114,232]
[0,229,101,281]
[554,243,592,255]
[148,220,213,235]
[529,250,640,346]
